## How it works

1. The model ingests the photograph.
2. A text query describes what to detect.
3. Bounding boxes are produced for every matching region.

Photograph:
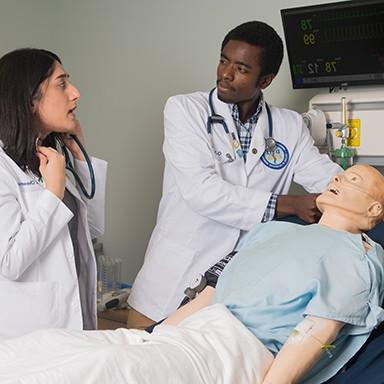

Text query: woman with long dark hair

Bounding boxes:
[0,48,107,340]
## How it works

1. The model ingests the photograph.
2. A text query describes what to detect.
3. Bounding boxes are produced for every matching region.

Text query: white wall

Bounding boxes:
[0,0,346,283]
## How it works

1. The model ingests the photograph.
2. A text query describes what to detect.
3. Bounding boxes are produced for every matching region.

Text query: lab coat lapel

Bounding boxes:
[245,109,267,176]
[65,173,83,204]
[213,91,247,177]
[209,105,233,160]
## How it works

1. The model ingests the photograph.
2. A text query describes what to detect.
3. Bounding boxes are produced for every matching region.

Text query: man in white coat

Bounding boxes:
[128,21,342,328]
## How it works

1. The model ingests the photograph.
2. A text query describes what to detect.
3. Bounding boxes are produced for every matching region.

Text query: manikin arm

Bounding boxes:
[262,315,344,384]
[163,286,215,326]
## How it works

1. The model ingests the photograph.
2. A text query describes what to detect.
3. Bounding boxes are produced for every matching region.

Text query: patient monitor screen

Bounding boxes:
[281,0,384,89]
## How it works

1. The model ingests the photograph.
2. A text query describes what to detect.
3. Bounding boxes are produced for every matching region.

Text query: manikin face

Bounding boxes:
[216,40,273,107]
[317,164,384,230]
[34,61,80,137]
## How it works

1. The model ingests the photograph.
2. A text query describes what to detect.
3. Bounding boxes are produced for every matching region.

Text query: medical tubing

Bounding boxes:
[63,134,96,199]
[265,103,273,137]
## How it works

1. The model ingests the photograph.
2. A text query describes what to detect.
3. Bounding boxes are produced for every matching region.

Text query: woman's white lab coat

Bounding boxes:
[128,89,342,321]
[0,145,107,340]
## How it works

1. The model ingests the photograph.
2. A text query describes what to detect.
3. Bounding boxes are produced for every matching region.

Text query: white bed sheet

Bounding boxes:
[0,304,273,384]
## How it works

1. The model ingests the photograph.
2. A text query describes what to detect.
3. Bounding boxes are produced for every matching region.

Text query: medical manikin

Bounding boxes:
[0,164,383,384]
[164,164,384,383]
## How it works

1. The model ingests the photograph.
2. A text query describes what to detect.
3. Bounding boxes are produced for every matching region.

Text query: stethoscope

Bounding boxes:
[207,88,277,161]
[60,134,96,199]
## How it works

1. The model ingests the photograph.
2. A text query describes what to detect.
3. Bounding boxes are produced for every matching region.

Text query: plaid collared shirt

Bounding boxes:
[230,95,277,222]
[263,193,278,222]
[230,96,263,159]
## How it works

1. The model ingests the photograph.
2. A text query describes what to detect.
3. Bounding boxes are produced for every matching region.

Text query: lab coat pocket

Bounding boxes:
[145,228,196,311]
[147,229,195,272]
[18,183,44,213]
[214,155,244,180]
[0,281,59,340]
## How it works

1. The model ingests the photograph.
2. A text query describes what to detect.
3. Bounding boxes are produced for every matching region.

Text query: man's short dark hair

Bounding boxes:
[221,21,284,76]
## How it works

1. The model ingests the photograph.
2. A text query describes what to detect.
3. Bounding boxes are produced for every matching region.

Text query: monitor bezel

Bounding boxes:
[280,0,384,89]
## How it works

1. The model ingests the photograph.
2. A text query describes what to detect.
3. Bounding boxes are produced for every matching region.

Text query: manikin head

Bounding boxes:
[316,164,384,233]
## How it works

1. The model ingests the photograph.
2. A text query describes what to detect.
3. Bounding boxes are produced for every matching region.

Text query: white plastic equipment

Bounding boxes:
[307,88,384,165]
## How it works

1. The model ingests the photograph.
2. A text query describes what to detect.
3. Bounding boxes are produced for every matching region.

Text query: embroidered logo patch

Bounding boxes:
[261,141,289,170]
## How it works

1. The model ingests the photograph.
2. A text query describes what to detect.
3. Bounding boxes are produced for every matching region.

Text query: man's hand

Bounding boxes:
[276,194,321,223]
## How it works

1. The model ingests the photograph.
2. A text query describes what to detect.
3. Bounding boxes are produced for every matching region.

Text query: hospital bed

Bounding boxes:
[0,218,383,384]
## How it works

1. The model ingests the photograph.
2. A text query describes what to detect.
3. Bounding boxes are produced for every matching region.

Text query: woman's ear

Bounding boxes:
[30,96,39,113]
[31,86,42,113]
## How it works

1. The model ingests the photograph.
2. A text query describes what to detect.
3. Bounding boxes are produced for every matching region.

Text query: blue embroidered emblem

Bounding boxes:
[261,142,289,170]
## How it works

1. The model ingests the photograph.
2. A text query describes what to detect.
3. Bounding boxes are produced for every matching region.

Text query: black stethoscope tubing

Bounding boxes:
[61,134,96,199]
[207,87,276,153]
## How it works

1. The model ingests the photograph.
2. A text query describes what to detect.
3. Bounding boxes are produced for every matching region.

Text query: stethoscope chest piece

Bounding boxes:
[265,137,277,154]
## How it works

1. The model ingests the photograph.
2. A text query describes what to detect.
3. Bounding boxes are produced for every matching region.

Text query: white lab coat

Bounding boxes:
[128,89,342,321]
[0,145,107,340]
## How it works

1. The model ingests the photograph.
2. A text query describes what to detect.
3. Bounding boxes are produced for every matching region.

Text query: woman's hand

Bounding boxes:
[37,146,66,200]
[61,121,87,161]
